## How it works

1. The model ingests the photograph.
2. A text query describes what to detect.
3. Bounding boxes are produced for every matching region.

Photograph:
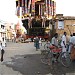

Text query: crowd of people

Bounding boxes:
[1,31,75,62]
[49,32,75,55]
[34,32,75,60]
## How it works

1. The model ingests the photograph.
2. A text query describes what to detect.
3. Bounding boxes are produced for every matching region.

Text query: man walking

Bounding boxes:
[34,36,40,51]
[0,37,5,62]
[61,32,67,52]
[51,33,58,47]
[69,33,75,60]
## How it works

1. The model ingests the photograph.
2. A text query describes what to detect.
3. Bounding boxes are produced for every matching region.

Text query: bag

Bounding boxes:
[70,45,75,60]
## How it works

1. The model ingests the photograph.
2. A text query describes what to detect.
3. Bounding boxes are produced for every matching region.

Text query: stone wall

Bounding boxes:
[56,17,75,36]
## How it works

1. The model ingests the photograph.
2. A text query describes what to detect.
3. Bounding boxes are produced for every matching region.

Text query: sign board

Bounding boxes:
[58,20,64,29]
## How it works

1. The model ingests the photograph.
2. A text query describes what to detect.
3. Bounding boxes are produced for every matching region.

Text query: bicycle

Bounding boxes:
[41,45,72,67]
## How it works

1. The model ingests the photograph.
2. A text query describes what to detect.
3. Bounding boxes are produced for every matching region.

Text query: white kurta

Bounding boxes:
[70,36,75,44]
[61,35,66,52]
[0,37,2,50]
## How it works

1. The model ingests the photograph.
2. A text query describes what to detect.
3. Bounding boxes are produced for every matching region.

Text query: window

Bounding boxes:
[1,25,4,29]
[58,20,64,29]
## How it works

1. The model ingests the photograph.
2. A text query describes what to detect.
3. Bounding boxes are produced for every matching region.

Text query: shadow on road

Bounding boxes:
[3,54,75,75]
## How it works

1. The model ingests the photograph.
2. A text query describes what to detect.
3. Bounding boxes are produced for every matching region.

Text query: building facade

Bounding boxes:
[0,21,6,43]
[55,14,75,36]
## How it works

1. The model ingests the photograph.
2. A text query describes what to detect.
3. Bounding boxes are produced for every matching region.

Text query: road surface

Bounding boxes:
[0,42,75,75]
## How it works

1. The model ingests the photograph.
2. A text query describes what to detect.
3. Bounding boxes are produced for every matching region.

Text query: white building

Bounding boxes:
[0,21,6,38]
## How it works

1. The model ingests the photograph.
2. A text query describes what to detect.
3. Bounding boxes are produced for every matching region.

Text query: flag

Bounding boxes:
[22,0,25,16]
[49,0,51,16]
[32,0,35,12]
[53,2,56,16]
[28,0,31,13]
[45,0,48,15]
[25,0,27,14]
[16,6,20,17]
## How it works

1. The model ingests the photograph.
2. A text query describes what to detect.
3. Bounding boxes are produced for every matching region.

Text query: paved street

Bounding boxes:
[0,42,75,75]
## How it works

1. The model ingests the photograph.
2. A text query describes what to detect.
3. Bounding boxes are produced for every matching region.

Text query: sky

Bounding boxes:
[56,0,75,16]
[0,0,75,23]
[0,0,17,23]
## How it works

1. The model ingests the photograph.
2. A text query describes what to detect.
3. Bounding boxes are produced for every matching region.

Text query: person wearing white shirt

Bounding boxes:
[61,32,67,52]
[70,33,75,60]
[69,33,75,50]
[0,37,2,50]
[51,33,59,62]
[70,34,75,45]
[68,34,73,53]
[1,37,5,62]
[39,38,42,47]
[51,33,58,47]
[1,37,6,47]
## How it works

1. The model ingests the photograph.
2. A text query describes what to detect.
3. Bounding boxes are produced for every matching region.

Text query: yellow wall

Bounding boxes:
[56,19,75,36]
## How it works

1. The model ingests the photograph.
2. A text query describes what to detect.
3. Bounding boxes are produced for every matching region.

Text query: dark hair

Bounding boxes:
[64,32,66,34]
[54,33,58,38]
[73,33,75,36]
[64,32,67,36]
[70,34,73,36]
[2,37,4,41]
[54,33,58,37]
